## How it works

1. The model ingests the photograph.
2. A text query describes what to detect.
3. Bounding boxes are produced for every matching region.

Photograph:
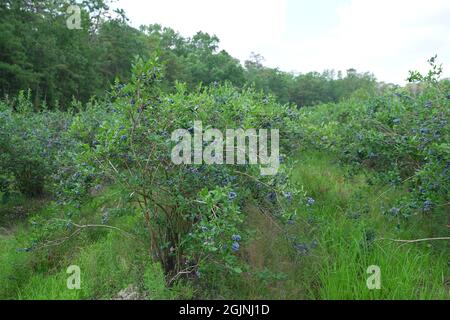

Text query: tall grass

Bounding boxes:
[204,151,448,300]
[289,151,447,299]
[0,188,194,300]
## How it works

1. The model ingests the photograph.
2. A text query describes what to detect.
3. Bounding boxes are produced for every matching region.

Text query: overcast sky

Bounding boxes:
[113,0,450,84]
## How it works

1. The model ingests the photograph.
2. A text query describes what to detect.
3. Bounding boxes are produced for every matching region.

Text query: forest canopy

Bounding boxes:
[0,0,378,108]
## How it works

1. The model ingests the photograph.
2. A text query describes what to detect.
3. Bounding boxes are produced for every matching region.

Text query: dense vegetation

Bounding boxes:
[1,0,378,109]
[0,1,448,300]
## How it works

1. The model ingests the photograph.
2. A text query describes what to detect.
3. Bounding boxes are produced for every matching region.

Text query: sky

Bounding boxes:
[113,0,450,84]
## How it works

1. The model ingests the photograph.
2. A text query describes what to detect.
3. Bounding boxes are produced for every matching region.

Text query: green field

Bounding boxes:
[0,0,448,301]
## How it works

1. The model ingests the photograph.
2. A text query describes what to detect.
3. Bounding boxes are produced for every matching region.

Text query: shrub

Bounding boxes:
[298,58,449,221]
[57,56,302,279]
[0,97,71,197]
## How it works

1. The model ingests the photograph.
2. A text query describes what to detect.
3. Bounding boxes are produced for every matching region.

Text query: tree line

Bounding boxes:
[0,0,379,109]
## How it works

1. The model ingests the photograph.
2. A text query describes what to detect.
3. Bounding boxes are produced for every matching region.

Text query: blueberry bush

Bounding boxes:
[21,56,304,281]
[298,57,449,225]
[0,91,72,198]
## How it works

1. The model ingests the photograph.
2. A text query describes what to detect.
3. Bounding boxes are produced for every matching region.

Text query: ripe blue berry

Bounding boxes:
[423,200,433,212]
[283,192,293,202]
[232,234,241,242]
[294,242,309,254]
[420,128,429,135]
[267,192,277,203]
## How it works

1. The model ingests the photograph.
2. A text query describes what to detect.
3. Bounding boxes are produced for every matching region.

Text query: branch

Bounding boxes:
[377,237,450,244]
[168,266,196,285]
[31,219,144,251]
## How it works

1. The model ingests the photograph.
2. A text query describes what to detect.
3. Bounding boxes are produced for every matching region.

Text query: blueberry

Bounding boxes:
[231,242,240,252]
[365,230,376,243]
[120,135,128,142]
[201,226,208,232]
[420,128,429,135]
[283,192,293,202]
[294,242,309,254]
[232,234,241,242]
[307,197,315,206]
[101,213,109,224]
[228,191,237,200]
[161,131,169,137]
[393,118,401,125]
[390,207,400,215]
[446,94,450,99]
[423,200,433,212]
[267,192,277,203]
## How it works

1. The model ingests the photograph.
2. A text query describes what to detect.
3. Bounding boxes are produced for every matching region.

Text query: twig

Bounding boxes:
[257,205,283,231]
[31,219,145,251]
[32,229,83,250]
[0,227,12,235]
[168,266,196,285]
[75,224,137,239]
[233,170,276,191]
[377,237,450,244]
